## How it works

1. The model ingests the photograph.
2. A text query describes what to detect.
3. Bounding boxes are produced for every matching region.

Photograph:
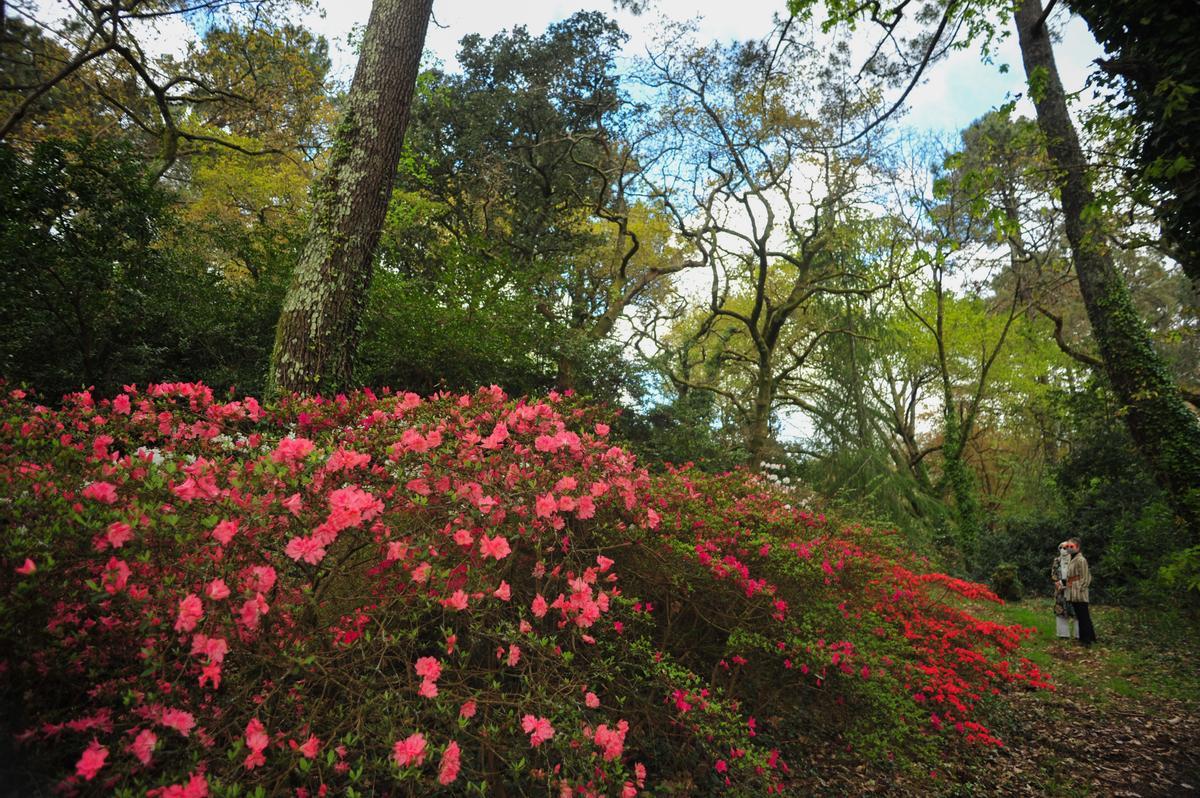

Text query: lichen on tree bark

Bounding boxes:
[267,0,434,397]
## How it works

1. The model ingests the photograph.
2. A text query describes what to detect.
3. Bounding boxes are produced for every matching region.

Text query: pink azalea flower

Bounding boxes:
[199,662,222,689]
[191,633,228,664]
[410,562,431,583]
[493,580,511,601]
[414,656,442,681]
[418,679,439,698]
[535,492,558,518]
[521,714,555,747]
[297,735,320,758]
[507,644,521,667]
[396,428,434,453]
[392,733,426,767]
[130,729,157,765]
[592,720,628,761]
[576,495,596,519]
[160,708,195,737]
[459,700,477,719]
[245,717,268,754]
[438,740,462,785]
[238,593,269,630]
[210,519,238,545]
[112,394,132,414]
[75,739,108,780]
[105,521,133,548]
[15,558,35,575]
[327,485,383,526]
[174,593,203,633]
[481,422,509,449]
[281,493,303,515]
[147,772,208,798]
[443,589,469,611]
[271,436,315,464]
[479,534,511,560]
[531,594,548,618]
[585,691,600,709]
[245,565,276,593]
[405,478,431,495]
[596,555,614,572]
[82,481,118,504]
[205,578,230,600]
[285,535,326,564]
[102,557,131,594]
[326,447,370,471]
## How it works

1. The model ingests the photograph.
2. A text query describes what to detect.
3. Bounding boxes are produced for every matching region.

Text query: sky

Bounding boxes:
[298,0,1106,138]
[32,0,1105,144]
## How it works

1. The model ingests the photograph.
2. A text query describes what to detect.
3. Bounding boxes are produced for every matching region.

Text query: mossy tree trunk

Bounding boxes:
[267,0,433,397]
[746,353,775,471]
[1015,0,1200,536]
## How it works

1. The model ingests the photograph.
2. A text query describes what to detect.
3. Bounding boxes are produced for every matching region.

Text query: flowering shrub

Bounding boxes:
[0,383,1048,795]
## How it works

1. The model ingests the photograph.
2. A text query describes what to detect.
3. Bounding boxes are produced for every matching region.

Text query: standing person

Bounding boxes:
[1062,538,1096,647]
[1051,541,1077,640]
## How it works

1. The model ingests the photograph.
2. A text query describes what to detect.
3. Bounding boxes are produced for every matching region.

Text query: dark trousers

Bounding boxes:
[1070,601,1097,645]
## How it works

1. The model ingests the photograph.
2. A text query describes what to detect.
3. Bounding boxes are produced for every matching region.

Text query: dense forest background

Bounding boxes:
[2,0,1198,603]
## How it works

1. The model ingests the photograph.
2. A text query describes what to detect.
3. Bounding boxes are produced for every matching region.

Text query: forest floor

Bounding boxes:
[807,600,1200,797]
[954,600,1200,797]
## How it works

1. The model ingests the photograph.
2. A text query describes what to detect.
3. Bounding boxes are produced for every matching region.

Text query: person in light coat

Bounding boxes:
[1055,537,1096,647]
[1051,541,1077,639]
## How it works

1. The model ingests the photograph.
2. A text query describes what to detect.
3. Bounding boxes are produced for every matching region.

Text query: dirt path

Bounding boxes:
[951,604,1200,797]
[965,645,1200,797]
[791,604,1200,797]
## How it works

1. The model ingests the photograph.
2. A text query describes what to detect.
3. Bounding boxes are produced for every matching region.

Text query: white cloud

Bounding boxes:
[904,8,1105,135]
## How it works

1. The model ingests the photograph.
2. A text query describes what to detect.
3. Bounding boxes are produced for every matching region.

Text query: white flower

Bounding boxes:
[135,446,165,465]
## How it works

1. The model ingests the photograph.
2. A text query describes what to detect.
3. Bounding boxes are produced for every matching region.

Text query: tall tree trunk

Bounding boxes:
[941,404,982,563]
[844,298,871,447]
[267,0,433,397]
[555,356,577,393]
[1015,0,1200,536]
[746,358,774,470]
[925,263,984,562]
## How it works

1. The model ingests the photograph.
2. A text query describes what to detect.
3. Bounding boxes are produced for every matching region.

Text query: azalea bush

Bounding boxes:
[0,383,1048,796]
